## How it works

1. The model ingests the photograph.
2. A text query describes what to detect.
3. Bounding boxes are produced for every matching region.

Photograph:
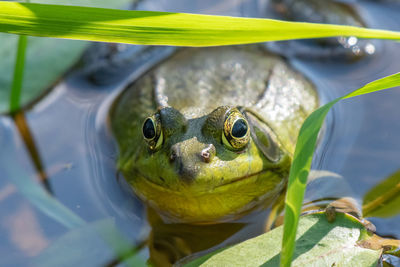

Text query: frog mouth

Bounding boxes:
[133,169,270,194]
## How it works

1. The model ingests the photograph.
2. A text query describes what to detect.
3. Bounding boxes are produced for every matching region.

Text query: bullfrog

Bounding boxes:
[110,45,319,225]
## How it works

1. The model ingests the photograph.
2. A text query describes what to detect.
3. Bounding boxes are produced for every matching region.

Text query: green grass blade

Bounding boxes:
[1,2,400,46]
[280,73,400,267]
[9,34,28,113]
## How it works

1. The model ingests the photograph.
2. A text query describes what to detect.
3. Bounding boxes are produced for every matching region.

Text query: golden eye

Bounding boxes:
[222,109,250,150]
[142,114,163,150]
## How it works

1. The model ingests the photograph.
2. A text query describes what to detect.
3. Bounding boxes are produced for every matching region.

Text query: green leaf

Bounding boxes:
[281,73,400,266]
[363,169,400,218]
[1,2,400,47]
[184,212,381,267]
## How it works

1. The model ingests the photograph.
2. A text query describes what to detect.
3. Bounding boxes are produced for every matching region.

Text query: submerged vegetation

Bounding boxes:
[1,1,400,266]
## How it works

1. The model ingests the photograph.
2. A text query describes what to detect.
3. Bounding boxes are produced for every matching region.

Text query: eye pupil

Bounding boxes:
[143,118,156,139]
[231,119,248,138]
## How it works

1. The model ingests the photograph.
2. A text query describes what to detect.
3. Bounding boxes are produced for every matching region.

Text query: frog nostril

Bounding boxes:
[169,146,180,163]
[200,144,216,163]
[170,151,177,162]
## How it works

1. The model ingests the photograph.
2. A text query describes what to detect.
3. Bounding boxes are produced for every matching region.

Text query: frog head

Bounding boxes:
[121,105,291,223]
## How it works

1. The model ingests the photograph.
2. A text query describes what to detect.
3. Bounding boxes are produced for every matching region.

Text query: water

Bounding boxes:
[0,0,400,266]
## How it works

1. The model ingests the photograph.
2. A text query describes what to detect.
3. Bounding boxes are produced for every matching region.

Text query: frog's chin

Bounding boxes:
[127,170,286,224]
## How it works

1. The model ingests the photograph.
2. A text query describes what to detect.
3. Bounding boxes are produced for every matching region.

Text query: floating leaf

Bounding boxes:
[184,212,381,267]
[363,169,400,218]
[1,2,400,47]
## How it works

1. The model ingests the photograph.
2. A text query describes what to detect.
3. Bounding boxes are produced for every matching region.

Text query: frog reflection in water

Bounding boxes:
[110,46,323,265]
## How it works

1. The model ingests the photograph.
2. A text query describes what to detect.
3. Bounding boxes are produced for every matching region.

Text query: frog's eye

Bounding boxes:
[142,115,163,150]
[222,109,250,150]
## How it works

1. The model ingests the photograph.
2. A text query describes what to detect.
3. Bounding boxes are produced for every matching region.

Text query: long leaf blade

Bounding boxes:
[1,2,400,46]
[280,73,400,267]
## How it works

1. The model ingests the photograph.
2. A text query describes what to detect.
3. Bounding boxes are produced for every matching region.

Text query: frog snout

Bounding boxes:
[169,141,216,181]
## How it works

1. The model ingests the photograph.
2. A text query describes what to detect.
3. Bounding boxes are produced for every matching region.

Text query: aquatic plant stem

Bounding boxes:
[13,112,52,193]
[9,34,28,113]
[9,0,30,113]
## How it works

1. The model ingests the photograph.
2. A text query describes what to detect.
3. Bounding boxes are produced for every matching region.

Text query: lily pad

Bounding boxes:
[184,212,381,267]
